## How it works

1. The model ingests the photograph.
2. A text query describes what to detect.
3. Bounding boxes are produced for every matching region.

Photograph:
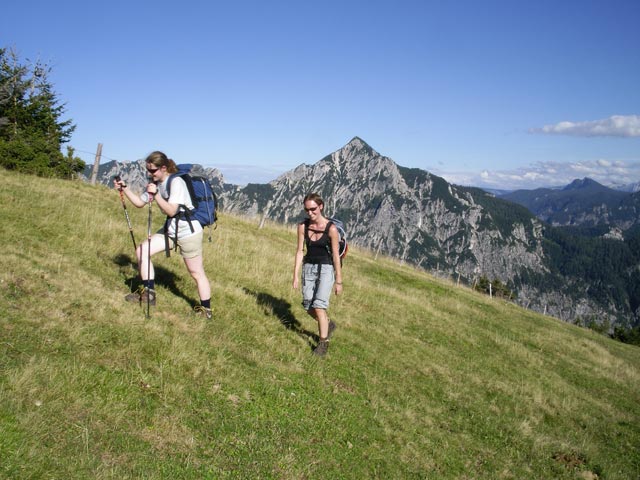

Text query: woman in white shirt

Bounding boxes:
[114,151,212,319]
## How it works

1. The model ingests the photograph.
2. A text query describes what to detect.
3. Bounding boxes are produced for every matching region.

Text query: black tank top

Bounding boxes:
[304,221,333,265]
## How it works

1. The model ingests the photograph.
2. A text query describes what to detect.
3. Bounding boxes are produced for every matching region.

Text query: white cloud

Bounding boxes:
[530,115,640,137]
[438,159,640,191]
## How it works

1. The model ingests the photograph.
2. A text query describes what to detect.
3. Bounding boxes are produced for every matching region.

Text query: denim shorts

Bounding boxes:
[302,263,334,310]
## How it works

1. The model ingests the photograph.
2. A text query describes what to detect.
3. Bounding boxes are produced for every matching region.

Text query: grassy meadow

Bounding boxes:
[1,169,639,479]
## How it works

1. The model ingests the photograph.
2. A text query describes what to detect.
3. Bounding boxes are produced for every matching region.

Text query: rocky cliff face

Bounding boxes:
[224,137,547,282]
[84,159,229,195]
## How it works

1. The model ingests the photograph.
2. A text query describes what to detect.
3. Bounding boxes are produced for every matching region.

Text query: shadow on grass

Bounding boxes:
[243,288,318,350]
[113,253,198,307]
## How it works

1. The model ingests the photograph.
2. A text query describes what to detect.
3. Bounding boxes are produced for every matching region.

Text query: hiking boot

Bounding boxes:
[327,319,337,340]
[125,287,156,306]
[313,339,329,357]
[193,305,213,320]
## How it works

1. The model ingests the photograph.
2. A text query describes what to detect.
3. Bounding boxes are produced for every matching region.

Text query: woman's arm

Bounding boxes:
[145,180,182,217]
[114,178,146,208]
[152,189,179,217]
[329,224,343,295]
[292,223,305,289]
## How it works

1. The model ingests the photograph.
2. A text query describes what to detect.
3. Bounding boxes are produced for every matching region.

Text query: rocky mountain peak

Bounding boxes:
[343,136,377,154]
[563,177,605,191]
[223,136,546,282]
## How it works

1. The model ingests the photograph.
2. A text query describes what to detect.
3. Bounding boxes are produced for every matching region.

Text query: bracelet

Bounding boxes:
[336,282,343,285]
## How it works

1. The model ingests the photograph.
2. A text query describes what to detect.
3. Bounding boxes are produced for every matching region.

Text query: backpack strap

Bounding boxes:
[304,218,309,243]
[165,173,176,197]
[162,175,175,258]
[304,220,336,265]
[303,219,328,246]
[325,221,334,264]
[163,204,195,258]
[305,220,332,235]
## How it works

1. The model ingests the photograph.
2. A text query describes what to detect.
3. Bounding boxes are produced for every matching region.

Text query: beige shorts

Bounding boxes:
[167,230,203,259]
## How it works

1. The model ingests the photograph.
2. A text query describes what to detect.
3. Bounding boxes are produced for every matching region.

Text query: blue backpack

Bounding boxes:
[164,164,218,256]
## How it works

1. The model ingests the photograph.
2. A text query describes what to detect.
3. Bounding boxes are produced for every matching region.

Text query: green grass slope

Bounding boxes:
[1,170,639,479]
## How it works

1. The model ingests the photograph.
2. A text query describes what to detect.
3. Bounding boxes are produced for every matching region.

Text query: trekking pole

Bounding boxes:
[146,188,154,319]
[114,176,137,252]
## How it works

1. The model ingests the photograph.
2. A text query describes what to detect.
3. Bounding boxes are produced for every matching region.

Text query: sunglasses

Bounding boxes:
[146,167,159,173]
[304,206,318,213]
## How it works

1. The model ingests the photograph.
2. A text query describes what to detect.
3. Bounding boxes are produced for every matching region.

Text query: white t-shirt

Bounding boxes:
[142,176,202,238]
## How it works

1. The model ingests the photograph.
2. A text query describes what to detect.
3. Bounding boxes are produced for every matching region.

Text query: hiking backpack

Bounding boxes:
[328,217,348,261]
[164,164,218,255]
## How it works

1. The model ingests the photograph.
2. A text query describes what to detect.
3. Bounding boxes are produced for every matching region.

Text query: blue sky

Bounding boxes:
[3,0,639,189]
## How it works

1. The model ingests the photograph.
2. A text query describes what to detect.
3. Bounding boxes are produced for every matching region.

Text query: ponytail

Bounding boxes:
[145,151,178,173]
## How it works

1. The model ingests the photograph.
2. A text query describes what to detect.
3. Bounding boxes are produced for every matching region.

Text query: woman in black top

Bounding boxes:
[292,193,343,356]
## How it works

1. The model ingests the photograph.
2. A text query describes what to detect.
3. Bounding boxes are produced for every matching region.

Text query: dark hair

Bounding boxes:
[303,192,324,208]
[145,151,178,174]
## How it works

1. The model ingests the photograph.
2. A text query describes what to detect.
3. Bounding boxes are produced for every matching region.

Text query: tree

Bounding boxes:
[0,47,84,178]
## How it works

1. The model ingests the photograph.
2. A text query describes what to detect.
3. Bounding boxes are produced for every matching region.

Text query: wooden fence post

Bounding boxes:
[90,143,103,185]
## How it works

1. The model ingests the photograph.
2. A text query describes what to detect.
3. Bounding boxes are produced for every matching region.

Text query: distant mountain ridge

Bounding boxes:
[83,159,231,196]
[500,178,640,231]
[612,180,640,193]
